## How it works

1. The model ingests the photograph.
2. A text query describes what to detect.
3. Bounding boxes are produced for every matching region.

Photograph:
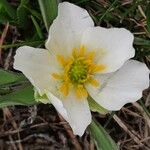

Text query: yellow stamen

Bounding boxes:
[64,59,73,74]
[72,48,78,58]
[57,55,66,67]
[83,59,92,65]
[60,83,69,96]
[63,72,70,82]
[76,85,88,98]
[65,58,73,66]
[89,78,99,87]
[79,45,85,56]
[52,45,107,99]
[91,64,106,73]
[86,51,95,61]
[52,73,61,80]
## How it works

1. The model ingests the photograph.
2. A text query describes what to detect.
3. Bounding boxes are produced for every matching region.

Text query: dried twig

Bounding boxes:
[6,133,56,144]
[132,102,150,129]
[113,114,150,150]
[3,107,23,150]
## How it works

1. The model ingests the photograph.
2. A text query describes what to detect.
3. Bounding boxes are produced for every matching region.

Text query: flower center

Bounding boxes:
[68,59,88,84]
[52,46,106,99]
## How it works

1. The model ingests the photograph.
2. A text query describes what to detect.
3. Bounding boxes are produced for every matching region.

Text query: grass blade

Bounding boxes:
[0,0,16,19]
[38,0,58,31]
[134,37,150,46]
[31,15,44,39]
[17,0,30,29]
[0,69,25,85]
[89,119,119,150]
[99,0,118,22]
[146,3,150,32]
[0,85,36,108]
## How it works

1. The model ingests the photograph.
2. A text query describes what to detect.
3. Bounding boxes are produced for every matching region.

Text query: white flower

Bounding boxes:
[14,2,149,136]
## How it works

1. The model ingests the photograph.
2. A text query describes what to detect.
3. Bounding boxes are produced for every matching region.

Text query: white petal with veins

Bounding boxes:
[14,46,59,96]
[86,60,149,110]
[45,2,94,56]
[47,91,91,136]
[82,27,135,73]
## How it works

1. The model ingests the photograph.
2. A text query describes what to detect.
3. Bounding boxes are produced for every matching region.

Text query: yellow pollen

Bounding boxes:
[52,45,106,99]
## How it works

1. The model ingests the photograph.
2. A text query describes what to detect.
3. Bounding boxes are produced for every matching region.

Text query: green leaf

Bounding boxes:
[146,3,150,33]
[17,0,30,29]
[31,15,44,39]
[0,4,12,23]
[99,0,118,22]
[104,112,116,128]
[0,0,16,19]
[0,87,11,95]
[134,37,150,46]
[23,6,42,20]
[89,120,119,150]
[38,0,58,31]
[0,69,26,85]
[0,13,11,24]
[88,96,109,114]
[0,85,37,108]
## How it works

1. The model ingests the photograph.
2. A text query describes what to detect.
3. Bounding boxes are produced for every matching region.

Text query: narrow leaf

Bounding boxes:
[89,119,119,150]
[134,37,150,46]
[38,0,58,31]
[17,0,30,29]
[0,13,11,23]
[146,3,150,32]
[0,85,37,108]
[0,87,11,95]
[23,6,42,20]
[0,69,26,85]
[0,0,16,19]
[31,15,44,39]
[0,4,12,23]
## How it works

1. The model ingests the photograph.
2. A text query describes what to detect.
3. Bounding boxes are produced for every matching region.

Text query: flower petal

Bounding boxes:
[47,91,91,136]
[45,2,94,56]
[86,60,149,110]
[82,27,135,73]
[46,92,68,121]
[14,46,59,96]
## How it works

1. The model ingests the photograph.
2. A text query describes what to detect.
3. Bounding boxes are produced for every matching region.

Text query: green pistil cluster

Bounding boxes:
[68,59,88,84]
